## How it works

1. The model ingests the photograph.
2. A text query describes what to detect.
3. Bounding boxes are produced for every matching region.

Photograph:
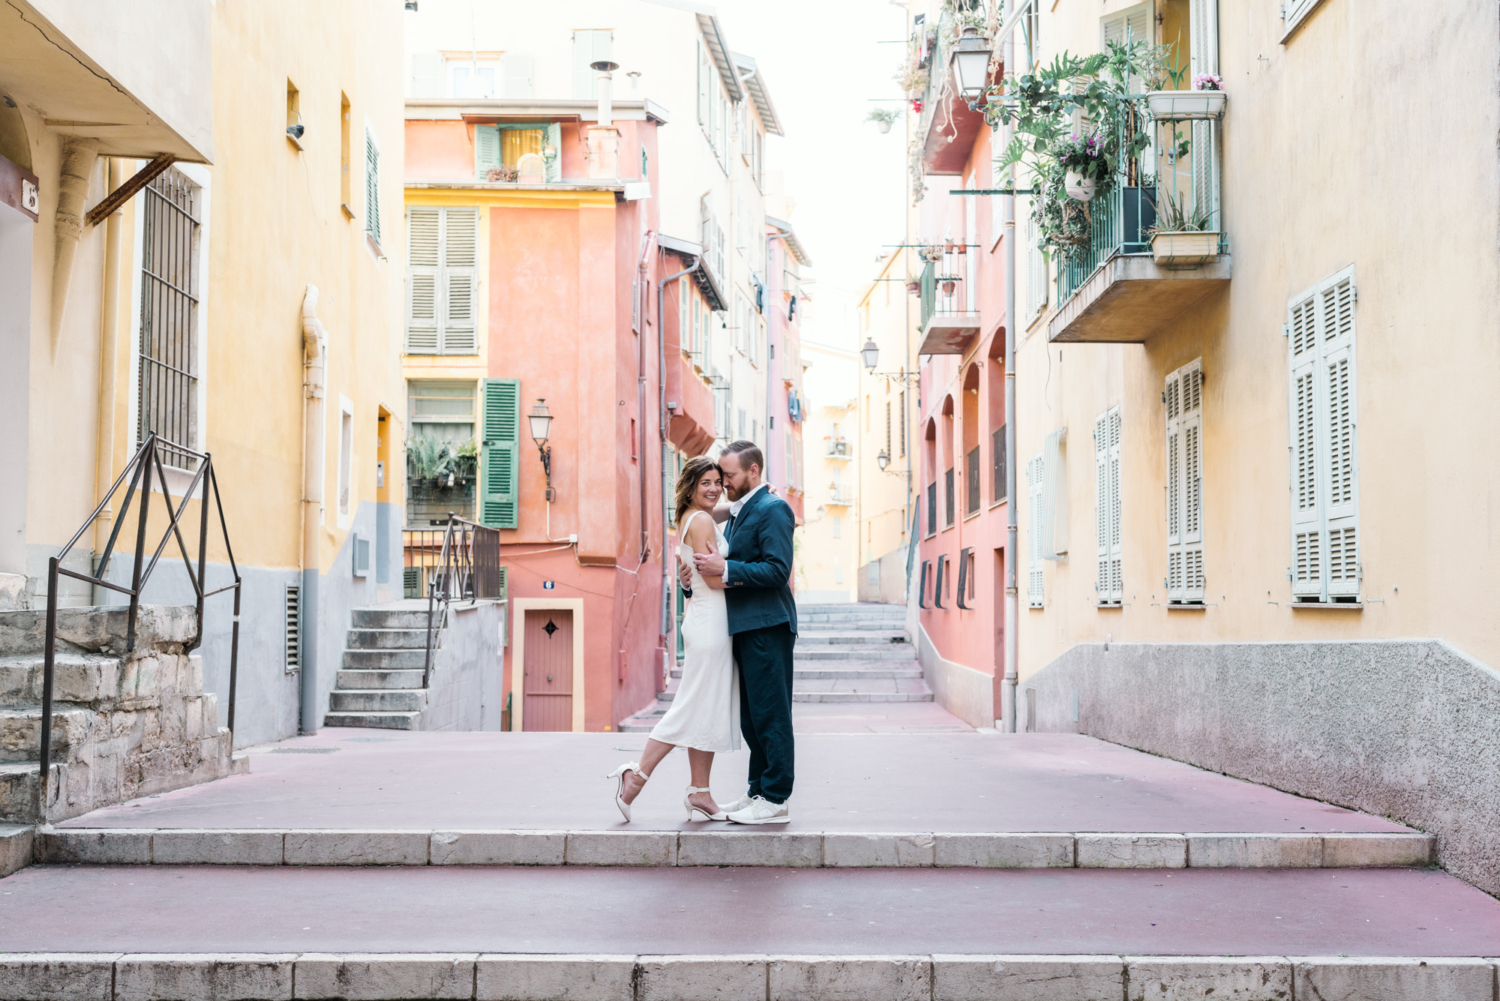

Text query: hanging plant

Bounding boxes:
[866,107,901,134]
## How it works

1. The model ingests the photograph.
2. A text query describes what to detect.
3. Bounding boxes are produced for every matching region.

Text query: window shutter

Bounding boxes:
[1094,409,1122,603]
[1042,427,1069,559]
[1287,268,1359,601]
[475,125,501,180]
[544,123,562,183]
[364,133,381,244]
[480,378,520,529]
[1166,361,1204,603]
[406,207,440,353]
[442,208,478,354]
[573,31,595,98]
[502,54,534,99]
[411,52,444,98]
[1027,454,1045,607]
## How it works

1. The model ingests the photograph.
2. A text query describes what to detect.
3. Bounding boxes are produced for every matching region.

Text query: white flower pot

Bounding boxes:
[1150,231,1221,266]
[1065,170,1096,202]
[877,120,892,134]
[1146,90,1227,121]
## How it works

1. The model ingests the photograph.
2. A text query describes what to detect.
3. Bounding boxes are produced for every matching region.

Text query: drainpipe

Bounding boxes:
[300,285,328,734]
[92,159,123,603]
[656,254,702,649]
[51,138,100,352]
[1000,10,1028,734]
[637,229,657,561]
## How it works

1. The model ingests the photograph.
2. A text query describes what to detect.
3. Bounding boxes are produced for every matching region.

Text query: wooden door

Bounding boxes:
[523,610,573,731]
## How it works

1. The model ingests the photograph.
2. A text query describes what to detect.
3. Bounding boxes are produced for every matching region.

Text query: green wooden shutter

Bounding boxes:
[481,378,520,528]
[545,123,562,183]
[364,132,381,244]
[475,125,501,180]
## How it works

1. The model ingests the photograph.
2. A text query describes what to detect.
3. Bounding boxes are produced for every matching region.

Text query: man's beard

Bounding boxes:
[723,481,743,501]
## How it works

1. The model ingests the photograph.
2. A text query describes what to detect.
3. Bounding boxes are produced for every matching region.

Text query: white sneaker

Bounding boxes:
[719,794,754,814]
[726,795,790,825]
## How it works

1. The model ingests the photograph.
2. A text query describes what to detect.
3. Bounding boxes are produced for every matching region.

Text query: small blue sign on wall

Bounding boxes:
[542,581,555,590]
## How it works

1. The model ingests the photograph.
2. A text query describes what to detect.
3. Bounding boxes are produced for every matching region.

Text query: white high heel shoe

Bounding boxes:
[606,761,648,822]
[684,786,727,821]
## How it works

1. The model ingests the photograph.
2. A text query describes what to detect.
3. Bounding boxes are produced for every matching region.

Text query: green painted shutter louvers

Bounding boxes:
[475,125,501,180]
[481,378,521,529]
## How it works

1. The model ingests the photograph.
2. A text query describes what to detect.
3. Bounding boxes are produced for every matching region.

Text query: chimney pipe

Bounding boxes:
[591,60,620,127]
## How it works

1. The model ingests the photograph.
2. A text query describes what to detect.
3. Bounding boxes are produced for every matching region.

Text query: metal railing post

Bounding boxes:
[126,440,154,653]
[38,557,59,821]
[191,455,211,651]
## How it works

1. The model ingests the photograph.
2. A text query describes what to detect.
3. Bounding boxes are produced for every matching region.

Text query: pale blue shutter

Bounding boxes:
[545,123,562,183]
[475,125,501,180]
[406,208,440,353]
[480,379,520,529]
[1320,274,1359,598]
[441,209,478,354]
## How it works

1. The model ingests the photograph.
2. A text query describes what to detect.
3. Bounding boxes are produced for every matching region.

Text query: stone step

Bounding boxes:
[672,666,924,681]
[346,628,429,650]
[793,690,934,703]
[334,669,425,691]
[794,630,909,645]
[0,654,126,707]
[350,608,433,630]
[0,707,96,763]
[342,648,427,670]
[323,711,422,730]
[795,645,918,662]
[798,611,907,622]
[32,826,1438,870]
[328,689,428,713]
[0,761,60,823]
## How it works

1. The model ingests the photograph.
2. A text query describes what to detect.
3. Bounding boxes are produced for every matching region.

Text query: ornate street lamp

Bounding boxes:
[861,339,880,373]
[877,448,891,472]
[529,398,555,501]
[950,25,994,102]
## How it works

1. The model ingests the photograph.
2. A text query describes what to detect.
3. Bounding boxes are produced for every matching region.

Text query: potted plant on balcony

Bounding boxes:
[1147,71,1227,121]
[1147,189,1220,266]
[866,107,901,134]
[1057,131,1110,202]
[937,275,961,295]
[905,274,922,294]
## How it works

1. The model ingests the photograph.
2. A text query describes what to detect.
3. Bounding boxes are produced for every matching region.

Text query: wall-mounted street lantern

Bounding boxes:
[529,398,555,501]
[861,339,881,373]
[877,448,891,472]
[950,24,994,102]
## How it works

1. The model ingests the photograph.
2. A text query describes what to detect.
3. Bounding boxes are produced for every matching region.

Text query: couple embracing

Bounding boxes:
[609,439,797,825]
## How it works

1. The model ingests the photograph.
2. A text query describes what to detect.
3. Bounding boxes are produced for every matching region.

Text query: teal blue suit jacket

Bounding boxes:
[722,486,798,636]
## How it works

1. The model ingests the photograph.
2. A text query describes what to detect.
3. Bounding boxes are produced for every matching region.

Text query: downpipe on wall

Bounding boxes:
[300,285,328,734]
[91,159,123,603]
[656,253,702,666]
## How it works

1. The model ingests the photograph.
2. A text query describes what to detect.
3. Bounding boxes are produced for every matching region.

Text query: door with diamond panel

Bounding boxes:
[522,610,573,731]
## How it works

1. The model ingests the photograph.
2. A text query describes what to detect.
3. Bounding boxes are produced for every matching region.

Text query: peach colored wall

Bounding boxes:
[405,120,473,180]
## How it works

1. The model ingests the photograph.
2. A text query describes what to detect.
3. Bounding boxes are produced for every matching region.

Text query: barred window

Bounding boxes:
[138,168,202,470]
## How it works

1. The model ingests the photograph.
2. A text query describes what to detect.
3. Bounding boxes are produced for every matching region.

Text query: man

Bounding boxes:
[685,440,797,824]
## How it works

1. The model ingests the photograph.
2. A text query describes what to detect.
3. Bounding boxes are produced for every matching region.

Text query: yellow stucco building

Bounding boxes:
[0,0,407,746]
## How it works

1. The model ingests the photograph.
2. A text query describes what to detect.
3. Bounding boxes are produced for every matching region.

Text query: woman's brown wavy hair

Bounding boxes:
[674,456,723,527]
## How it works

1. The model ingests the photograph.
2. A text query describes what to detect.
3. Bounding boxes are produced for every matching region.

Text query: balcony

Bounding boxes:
[917,257,981,355]
[916,12,989,177]
[826,438,852,459]
[827,492,854,507]
[1048,107,1231,343]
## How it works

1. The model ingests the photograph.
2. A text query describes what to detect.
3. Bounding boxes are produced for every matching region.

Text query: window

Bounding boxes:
[898,391,906,457]
[737,408,746,438]
[1282,0,1322,39]
[1043,427,1069,558]
[956,547,974,609]
[286,79,301,148]
[992,424,1007,503]
[1095,407,1122,605]
[480,378,521,529]
[450,59,499,98]
[832,515,843,539]
[1027,455,1045,607]
[337,395,355,522]
[697,41,713,130]
[572,30,614,98]
[1027,214,1048,320]
[944,467,955,527]
[1166,360,1205,603]
[475,123,561,182]
[407,381,478,526]
[885,401,892,458]
[1102,5,1152,90]
[966,446,981,516]
[406,207,478,354]
[1288,268,1360,602]
[926,482,937,537]
[364,127,382,247]
[137,167,202,470]
[339,93,352,212]
[503,54,534,98]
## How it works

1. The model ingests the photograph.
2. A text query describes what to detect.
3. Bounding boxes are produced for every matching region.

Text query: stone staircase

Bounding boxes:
[620,602,927,731]
[323,603,434,731]
[0,605,236,824]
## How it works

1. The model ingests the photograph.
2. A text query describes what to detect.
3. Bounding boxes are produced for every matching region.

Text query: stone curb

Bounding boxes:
[31,828,1436,869]
[0,954,1491,1001]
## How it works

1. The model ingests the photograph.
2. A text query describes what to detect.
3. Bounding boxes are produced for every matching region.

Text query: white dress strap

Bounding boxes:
[679,509,705,540]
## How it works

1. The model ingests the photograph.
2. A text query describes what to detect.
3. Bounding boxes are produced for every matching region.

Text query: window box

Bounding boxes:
[1151,231,1221,268]
[1146,90,1226,121]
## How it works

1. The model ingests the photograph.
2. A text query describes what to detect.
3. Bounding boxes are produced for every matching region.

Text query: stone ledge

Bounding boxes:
[0,955,1488,1001]
[0,822,34,876]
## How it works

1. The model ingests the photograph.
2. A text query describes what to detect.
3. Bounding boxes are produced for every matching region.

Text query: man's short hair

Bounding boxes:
[720,439,764,475]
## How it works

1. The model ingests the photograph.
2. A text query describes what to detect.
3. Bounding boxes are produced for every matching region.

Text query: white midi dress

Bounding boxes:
[649,510,741,752]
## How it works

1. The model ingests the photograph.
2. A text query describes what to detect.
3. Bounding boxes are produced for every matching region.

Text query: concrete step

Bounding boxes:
[328,689,428,713]
[346,628,429,650]
[672,666,924,681]
[0,654,125,707]
[0,707,95,763]
[351,608,433,630]
[32,826,1438,870]
[342,648,427,670]
[334,669,425,691]
[795,630,910,645]
[795,645,918,662]
[322,711,421,730]
[794,690,934,703]
[0,761,60,823]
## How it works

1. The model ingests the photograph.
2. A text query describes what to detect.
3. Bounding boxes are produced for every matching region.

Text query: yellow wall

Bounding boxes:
[1015,0,1500,674]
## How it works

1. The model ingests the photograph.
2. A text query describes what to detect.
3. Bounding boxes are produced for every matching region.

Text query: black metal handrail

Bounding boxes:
[39,433,240,818]
[422,514,502,687]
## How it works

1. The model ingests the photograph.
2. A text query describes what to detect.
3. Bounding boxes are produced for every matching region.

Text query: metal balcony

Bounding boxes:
[917,258,981,355]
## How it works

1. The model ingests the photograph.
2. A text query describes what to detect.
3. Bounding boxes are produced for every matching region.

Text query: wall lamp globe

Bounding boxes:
[861,339,880,373]
[950,25,993,101]
[529,398,556,501]
[877,448,891,472]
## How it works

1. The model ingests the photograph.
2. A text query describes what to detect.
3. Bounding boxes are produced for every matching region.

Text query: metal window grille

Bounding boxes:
[283,584,301,673]
[992,425,1007,502]
[138,168,201,470]
[945,467,955,526]
[926,482,937,536]
[966,447,980,515]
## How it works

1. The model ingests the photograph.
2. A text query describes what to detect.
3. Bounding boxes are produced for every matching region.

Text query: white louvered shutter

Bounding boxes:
[1027,455,1045,607]
[406,207,440,353]
[364,133,381,244]
[442,208,478,354]
[474,125,501,180]
[1094,408,1122,603]
[1102,6,1152,88]
[1108,410,1122,601]
[1188,0,1218,218]
[965,195,978,310]
[544,123,562,183]
[1288,293,1321,597]
[411,53,444,98]
[502,54,534,99]
[1166,361,1204,603]
[1320,276,1359,597]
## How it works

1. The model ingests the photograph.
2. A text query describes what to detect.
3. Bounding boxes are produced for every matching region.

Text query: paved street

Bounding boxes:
[53,731,1409,835]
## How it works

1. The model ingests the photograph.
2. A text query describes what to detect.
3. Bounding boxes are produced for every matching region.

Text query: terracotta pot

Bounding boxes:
[905,281,921,294]
[941,280,957,295]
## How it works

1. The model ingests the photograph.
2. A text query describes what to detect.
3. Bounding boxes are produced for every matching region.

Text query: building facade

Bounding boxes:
[763,203,810,525]
[796,339,860,603]
[0,0,409,747]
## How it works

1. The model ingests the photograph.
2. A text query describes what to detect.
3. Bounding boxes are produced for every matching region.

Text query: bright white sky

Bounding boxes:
[713,0,911,353]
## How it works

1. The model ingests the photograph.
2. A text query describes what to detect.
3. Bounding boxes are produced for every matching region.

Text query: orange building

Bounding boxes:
[403,91,715,731]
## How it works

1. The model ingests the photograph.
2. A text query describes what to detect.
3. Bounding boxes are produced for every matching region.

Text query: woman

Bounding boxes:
[608,456,738,822]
